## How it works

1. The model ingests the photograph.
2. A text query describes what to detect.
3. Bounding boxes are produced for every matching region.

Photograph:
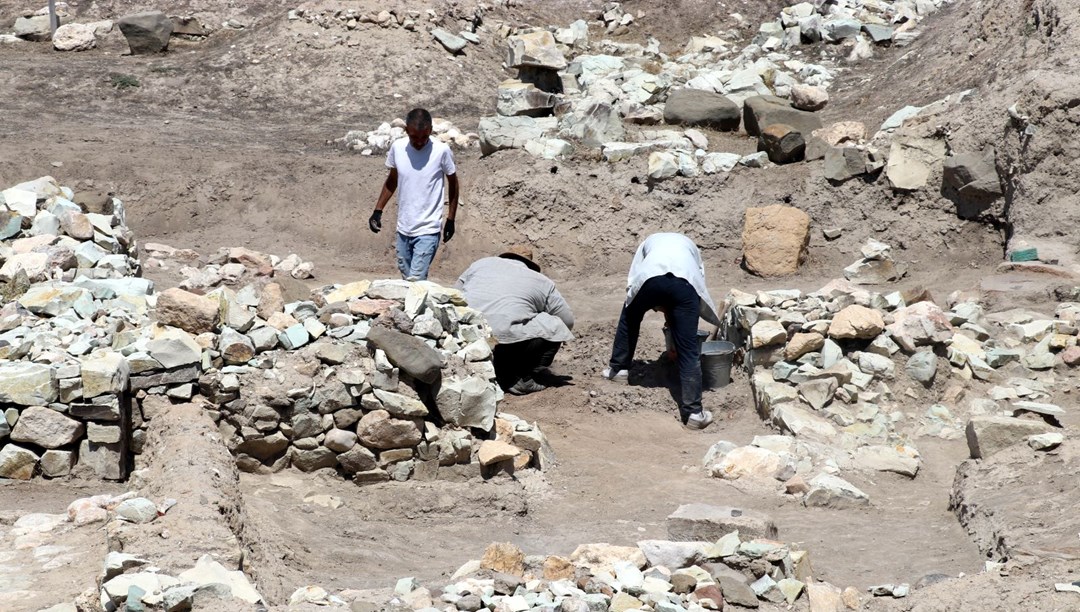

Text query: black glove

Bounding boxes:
[368,209,382,233]
[443,218,455,243]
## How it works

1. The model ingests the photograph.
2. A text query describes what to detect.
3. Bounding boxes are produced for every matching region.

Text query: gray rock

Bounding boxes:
[823,18,862,41]
[436,376,497,430]
[431,28,467,53]
[292,447,337,472]
[278,323,310,350]
[248,326,280,352]
[506,30,567,70]
[666,503,778,541]
[40,449,75,477]
[558,99,624,147]
[116,497,158,523]
[367,324,442,384]
[1028,432,1064,451]
[236,432,289,461]
[219,327,255,365]
[117,12,173,54]
[357,410,422,450]
[80,351,130,398]
[494,80,557,117]
[743,95,823,138]
[863,24,895,44]
[804,473,870,508]
[905,350,937,385]
[965,416,1056,458]
[942,152,1003,218]
[716,574,759,608]
[0,444,39,479]
[663,89,741,131]
[797,377,837,410]
[338,444,378,474]
[11,406,84,449]
[478,115,554,156]
[146,329,202,368]
[0,362,58,405]
[87,422,122,444]
[78,439,125,480]
[759,124,805,164]
[824,146,869,182]
[14,15,55,41]
[637,540,708,569]
[852,445,920,477]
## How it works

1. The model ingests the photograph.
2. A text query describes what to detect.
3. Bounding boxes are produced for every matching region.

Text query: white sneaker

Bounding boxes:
[685,410,714,430]
[601,367,628,382]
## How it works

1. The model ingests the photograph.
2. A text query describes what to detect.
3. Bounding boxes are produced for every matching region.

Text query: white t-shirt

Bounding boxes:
[386,138,457,237]
[626,232,722,326]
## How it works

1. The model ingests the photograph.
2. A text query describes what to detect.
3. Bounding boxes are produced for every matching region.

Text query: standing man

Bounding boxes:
[602,233,723,430]
[457,246,575,396]
[369,108,459,281]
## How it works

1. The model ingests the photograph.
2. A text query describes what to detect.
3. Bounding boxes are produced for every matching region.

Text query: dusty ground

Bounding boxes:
[3,0,1080,609]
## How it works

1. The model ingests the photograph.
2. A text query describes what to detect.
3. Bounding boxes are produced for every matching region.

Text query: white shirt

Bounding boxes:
[626,233,722,326]
[386,137,457,237]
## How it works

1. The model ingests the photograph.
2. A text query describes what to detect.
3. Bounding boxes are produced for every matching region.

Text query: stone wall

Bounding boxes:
[0,176,552,482]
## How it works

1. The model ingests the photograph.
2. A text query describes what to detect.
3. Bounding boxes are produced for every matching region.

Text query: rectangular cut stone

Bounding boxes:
[70,396,121,421]
[130,365,199,390]
[81,351,131,398]
[78,439,127,480]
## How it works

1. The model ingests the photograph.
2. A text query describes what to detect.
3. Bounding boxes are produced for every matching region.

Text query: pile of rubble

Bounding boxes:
[4,5,209,53]
[701,238,1070,505]
[290,502,876,610]
[0,177,551,484]
[337,117,479,155]
[475,0,954,168]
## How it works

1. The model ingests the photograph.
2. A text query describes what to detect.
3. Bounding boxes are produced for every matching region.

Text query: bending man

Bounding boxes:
[369,108,459,281]
[457,246,574,395]
[603,233,722,430]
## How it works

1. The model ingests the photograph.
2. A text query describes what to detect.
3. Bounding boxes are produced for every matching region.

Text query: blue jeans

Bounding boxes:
[608,274,703,422]
[396,232,440,280]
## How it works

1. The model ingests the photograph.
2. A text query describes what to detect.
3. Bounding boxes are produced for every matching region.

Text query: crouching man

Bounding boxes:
[602,233,723,430]
[456,246,575,395]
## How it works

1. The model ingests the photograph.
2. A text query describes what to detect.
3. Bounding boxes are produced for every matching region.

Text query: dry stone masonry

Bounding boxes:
[702,239,1071,506]
[0,177,553,484]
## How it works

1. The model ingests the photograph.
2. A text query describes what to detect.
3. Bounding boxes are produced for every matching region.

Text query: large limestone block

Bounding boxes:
[828,305,884,339]
[155,287,219,334]
[743,95,823,138]
[79,439,126,480]
[886,136,947,191]
[742,205,810,277]
[965,416,1056,459]
[146,327,202,368]
[53,23,98,51]
[0,362,58,405]
[663,89,741,131]
[497,80,556,117]
[666,503,778,541]
[436,377,497,430]
[0,444,39,479]
[117,11,173,54]
[11,406,85,449]
[15,15,55,41]
[885,301,953,352]
[0,252,49,282]
[478,116,554,156]
[357,410,422,450]
[80,351,130,398]
[506,31,567,70]
[804,473,869,508]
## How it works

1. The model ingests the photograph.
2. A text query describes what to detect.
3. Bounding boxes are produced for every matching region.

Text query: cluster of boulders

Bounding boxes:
[338,117,479,154]
[475,0,951,170]
[294,502,875,610]
[4,5,208,53]
[143,242,315,288]
[0,177,551,484]
[288,5,457,34]
[706,241,1070,504]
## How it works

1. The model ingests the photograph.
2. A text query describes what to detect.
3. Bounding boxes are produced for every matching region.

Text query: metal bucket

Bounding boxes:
[701,340,735,390]
[664,328,711,354]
